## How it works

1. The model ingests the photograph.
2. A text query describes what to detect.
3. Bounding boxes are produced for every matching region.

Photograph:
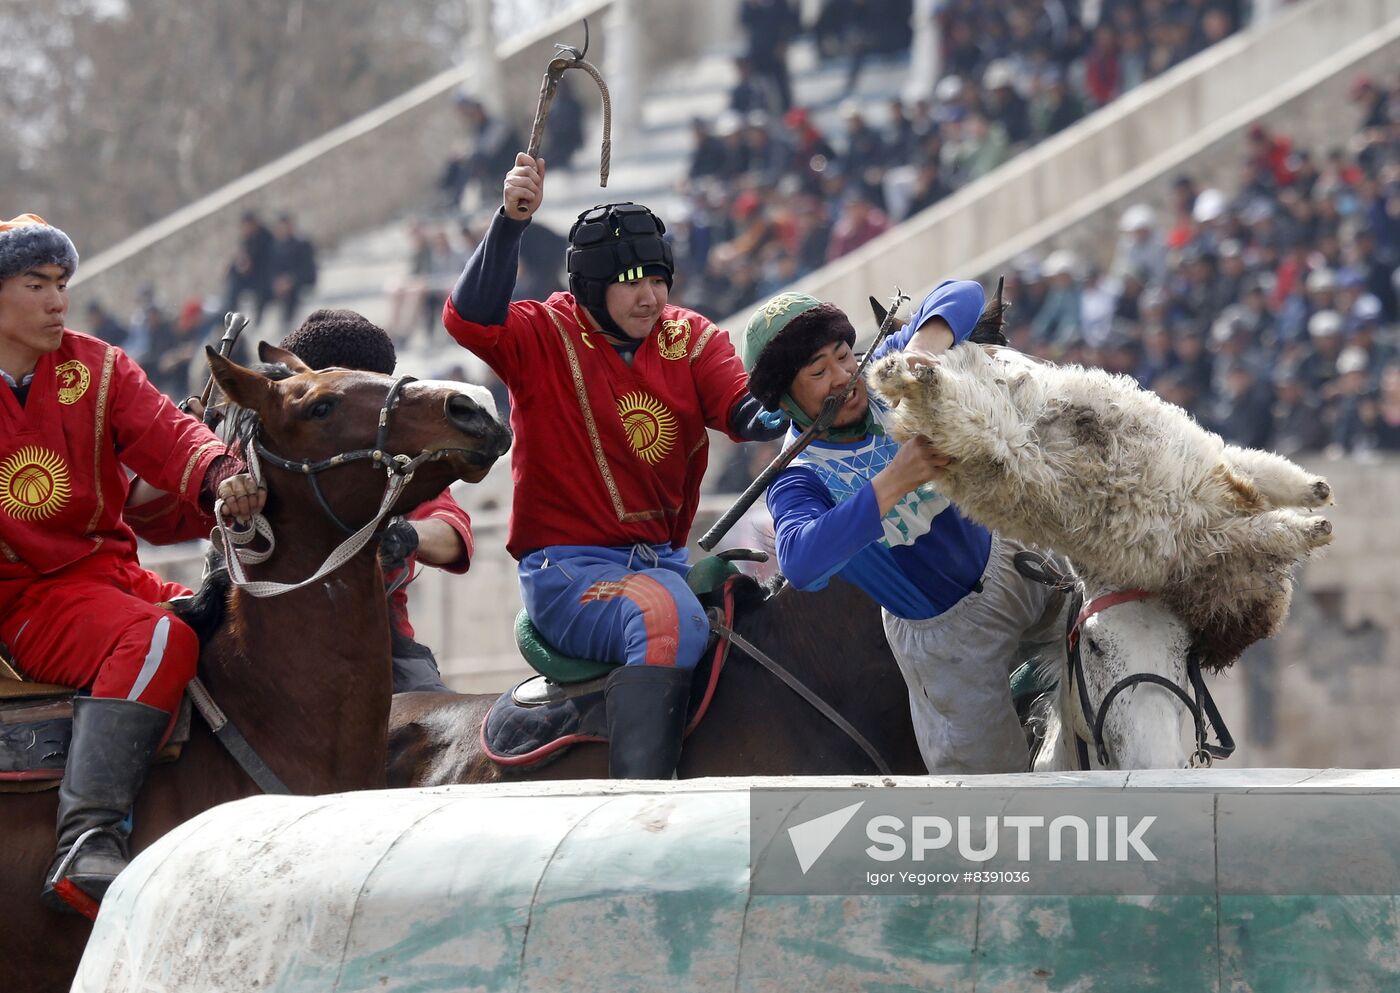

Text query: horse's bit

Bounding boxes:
[1015,551,1236,770]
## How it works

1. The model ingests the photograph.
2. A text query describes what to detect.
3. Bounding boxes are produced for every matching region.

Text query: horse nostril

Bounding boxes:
[445,393,512,456]
[445,393,477,428]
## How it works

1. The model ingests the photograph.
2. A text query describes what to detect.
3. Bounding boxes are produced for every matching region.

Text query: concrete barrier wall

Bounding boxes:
[69,0,738,314]
[768,0,1400,327]
[77,772,1400,993]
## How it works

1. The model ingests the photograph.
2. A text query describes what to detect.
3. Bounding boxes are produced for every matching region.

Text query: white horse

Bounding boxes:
[1015,554,1232,771]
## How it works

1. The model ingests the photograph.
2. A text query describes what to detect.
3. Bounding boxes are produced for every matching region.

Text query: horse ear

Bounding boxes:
[869,296,909,333]
[258,341,314,374]
[207,346,275,412]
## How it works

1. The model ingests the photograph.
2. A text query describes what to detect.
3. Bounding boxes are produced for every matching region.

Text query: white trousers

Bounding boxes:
[883,535,1068,775]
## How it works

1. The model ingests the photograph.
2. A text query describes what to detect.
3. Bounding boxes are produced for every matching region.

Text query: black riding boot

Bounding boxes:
[604,664,693,780]
[41,696,168,914]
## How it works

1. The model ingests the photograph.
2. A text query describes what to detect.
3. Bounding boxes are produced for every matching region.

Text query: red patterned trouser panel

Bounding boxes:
[579,573,681,667]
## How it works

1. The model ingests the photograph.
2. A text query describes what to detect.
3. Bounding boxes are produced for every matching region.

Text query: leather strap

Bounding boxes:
[186,677,291,794]
[712,621,892,776]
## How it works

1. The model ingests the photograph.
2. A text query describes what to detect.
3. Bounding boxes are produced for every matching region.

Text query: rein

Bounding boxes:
[1013,551,1236,771]
[710,616,893,776]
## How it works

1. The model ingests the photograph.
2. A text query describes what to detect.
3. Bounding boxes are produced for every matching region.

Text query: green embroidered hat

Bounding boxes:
[741,291,856,411]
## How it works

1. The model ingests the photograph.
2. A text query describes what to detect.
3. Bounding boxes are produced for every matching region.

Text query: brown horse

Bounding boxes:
[387,574,926,784]
[1,344,511,993]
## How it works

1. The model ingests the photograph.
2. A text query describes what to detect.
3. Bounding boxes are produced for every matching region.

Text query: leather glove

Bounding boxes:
[378,516,420,572]
[730,393,791,441]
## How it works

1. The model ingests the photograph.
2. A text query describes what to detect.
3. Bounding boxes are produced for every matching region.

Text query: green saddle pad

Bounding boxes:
[513,611,616,684]
[1010,660,1058,708]
[513,555,743,684]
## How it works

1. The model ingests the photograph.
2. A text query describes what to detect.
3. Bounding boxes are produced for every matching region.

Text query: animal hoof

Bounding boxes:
[1307,517,1334,546]
[1308,479,1333,507]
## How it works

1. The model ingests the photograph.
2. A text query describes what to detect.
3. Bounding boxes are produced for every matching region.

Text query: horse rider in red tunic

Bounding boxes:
[442,154,787,778]
[0,214,265,914]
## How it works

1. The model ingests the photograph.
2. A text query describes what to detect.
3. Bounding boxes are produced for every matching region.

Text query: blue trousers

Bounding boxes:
[518,544,710,669]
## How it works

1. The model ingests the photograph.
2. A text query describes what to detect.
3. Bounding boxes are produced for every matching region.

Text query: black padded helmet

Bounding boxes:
[567,202,674,334]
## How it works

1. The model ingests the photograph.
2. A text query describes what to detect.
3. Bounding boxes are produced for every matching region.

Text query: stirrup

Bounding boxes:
[44,826,110,920]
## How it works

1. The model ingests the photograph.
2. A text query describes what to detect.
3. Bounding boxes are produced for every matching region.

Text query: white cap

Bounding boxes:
[1305,268,1335,293]
[983,60,1015,90]
[1042,249,1079,278]
[714,111,743,136]
[1119,203,1156,233]
[934,75,964,103]
[1336,345,1369,375]
[1355,294,1383,321]
[1192,189,1227,224]
[1308,310,1343,337]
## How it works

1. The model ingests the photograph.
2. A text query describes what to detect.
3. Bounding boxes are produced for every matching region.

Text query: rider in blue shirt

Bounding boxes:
[740,282,1069,773]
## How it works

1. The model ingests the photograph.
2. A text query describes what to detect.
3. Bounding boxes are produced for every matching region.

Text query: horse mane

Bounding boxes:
[1023,646,1064,748]
[224,404,258,460]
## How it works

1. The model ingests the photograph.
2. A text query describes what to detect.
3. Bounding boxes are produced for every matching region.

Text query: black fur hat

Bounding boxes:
[278,309,396,374]
[0,214,78,282]
[741,293,857,411]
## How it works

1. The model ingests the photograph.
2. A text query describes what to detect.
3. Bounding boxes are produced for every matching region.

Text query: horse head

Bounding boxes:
[1060,573,1197,770]
[1027,559,1232,771]
[207,343,512,531]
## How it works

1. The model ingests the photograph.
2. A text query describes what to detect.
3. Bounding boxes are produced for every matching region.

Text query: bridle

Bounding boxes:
[183,375,492,802]
[253,375,435,533]
[1015,552,1235,770]
[215,375,487,598]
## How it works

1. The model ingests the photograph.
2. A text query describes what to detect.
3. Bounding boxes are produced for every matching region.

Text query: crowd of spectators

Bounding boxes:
[220,210,319,332]
[669,0,1248,322]
[83,209,321,397]
[436,85,586,213]
[79,286,221,399]
[990,72,1399,459]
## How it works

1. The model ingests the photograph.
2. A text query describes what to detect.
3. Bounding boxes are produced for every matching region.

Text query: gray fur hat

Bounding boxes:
[0,214,79,282]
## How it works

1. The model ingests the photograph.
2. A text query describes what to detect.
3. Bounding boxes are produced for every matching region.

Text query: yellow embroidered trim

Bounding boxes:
[179,440,222,501]
[689,323,719,365]
[84,347,117,532]
[544,308,664,525]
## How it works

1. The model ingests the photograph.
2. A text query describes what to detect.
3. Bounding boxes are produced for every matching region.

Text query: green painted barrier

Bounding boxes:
[75,770,1400,992]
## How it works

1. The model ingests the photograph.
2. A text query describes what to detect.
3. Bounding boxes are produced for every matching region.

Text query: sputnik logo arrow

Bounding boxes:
[787,801,865,874]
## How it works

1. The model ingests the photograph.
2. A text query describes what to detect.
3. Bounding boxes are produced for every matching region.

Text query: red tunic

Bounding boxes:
[444,293,749,559]
[387,487,474,639]
[124,484,216,545]
[0,330,225,614]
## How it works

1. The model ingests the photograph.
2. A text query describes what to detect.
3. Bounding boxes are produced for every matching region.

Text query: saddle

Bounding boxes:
[482,555,762,769]
[0,664,193,794]
[0,569,229,793]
